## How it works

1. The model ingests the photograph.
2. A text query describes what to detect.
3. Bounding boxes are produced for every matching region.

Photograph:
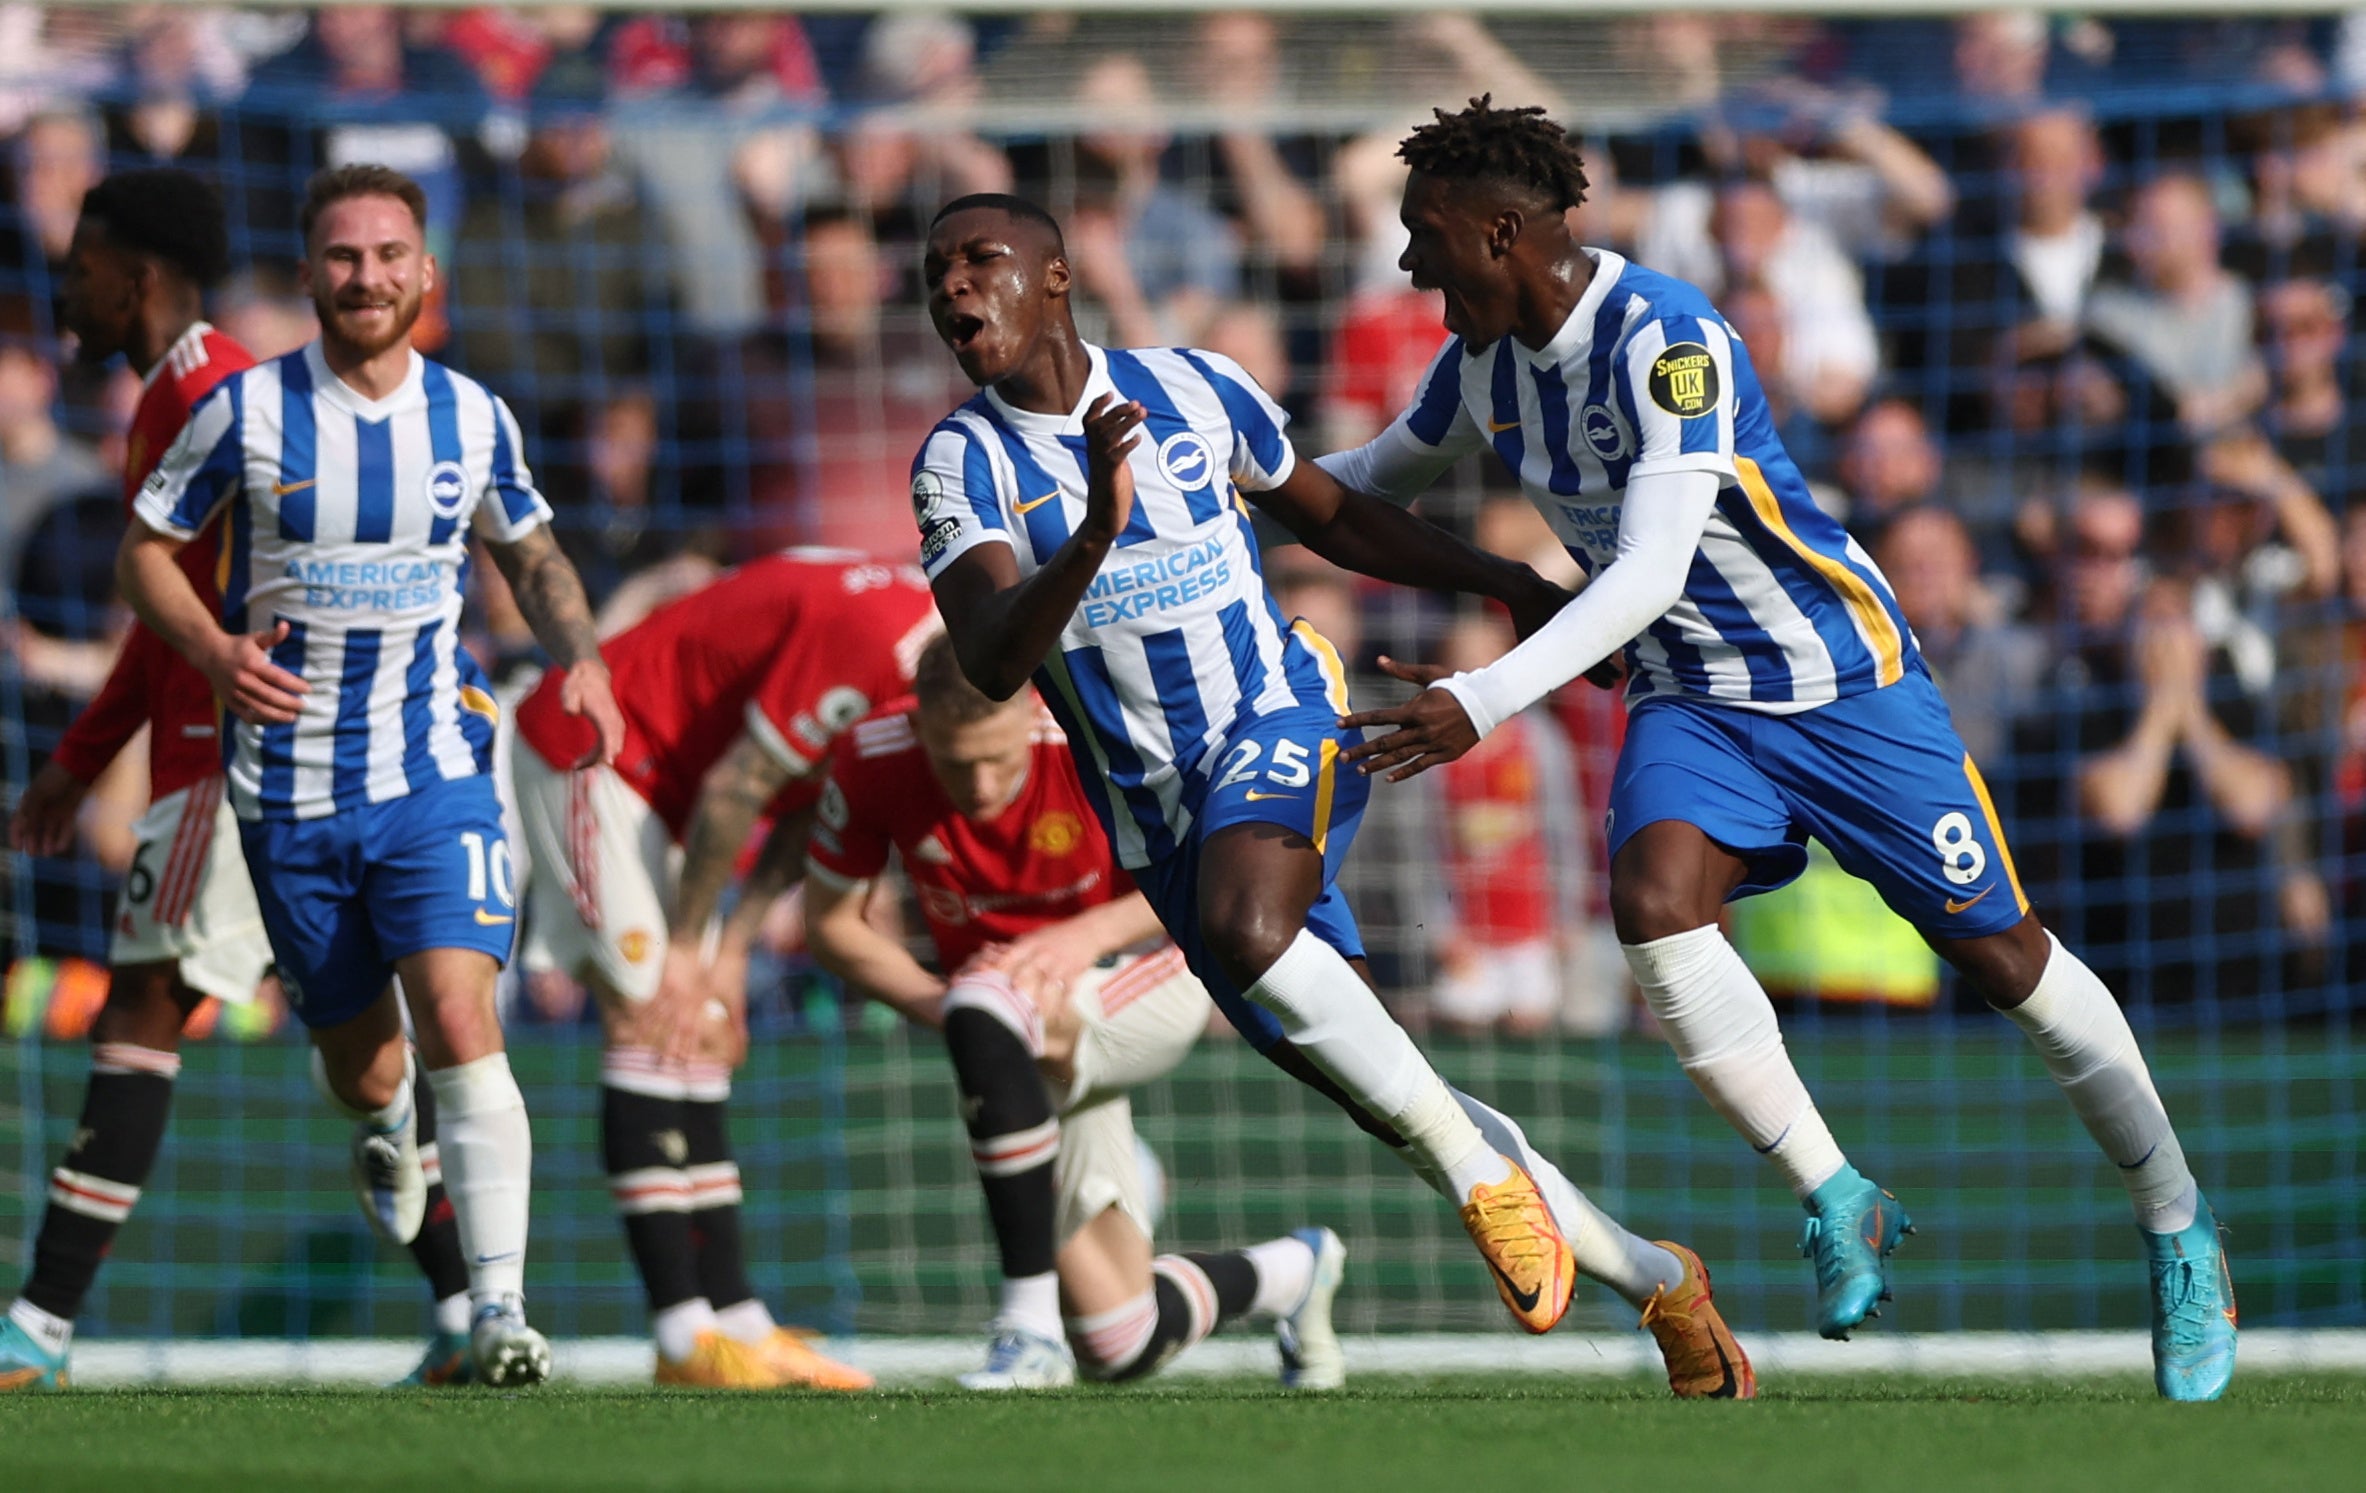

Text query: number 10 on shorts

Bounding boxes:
[461,830,516,906]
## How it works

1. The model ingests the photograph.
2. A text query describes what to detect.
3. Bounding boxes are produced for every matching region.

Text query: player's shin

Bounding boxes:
[1243,930,1503,1198]
[1073,1254,1259,1383]
[2000,933,2198,1233]
[601,1050,713,1359]
[681,1063,771,1343]
[944,975,1063,1342]
[12,1042,183,1348]
[1624,926,1848,1198]
[406,1065,472,1338]
[426,1052,534,1309]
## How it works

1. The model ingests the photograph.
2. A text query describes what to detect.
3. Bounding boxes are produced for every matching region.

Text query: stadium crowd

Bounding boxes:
[6,5,2366,1036]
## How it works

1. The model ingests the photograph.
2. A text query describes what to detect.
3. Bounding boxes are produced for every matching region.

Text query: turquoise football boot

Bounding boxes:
[2146,1197,2237,1402]
[1799,1166,1913,1340]
[393,1328,475,1387]
[0,1313,68,1392]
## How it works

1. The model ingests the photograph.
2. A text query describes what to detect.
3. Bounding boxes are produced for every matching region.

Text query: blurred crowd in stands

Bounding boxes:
[8,5,2366,1039]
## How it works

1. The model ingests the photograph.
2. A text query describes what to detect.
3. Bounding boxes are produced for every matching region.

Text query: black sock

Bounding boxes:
[681,1091,756,1314]
[1180,1250,1260,1321]
[944,1007,1060,1280]
[23,1044,180,1321]
[404,1063,470,1307]
[601,1081,703,1312]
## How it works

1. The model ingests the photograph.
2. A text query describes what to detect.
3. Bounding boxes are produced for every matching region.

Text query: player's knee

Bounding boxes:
[1940,914,2052,1009]
[1198,894,1301,988]
[90,964,200,1051]
[1609,874,1715,947]
[942,972,1045,1057]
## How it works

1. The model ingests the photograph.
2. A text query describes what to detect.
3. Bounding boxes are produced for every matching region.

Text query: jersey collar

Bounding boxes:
[1521,247,1628,365]
[981,343,1113,437]
[136,320,214,396]
[303,341,426,420]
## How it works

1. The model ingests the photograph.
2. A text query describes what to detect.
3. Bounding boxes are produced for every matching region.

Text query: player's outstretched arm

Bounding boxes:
[932,394,1143,700]
[482,522,624,767]
[116,519,307,726]
[805,871,950,1027]
[1341,468,1721,781]
[1255,455,1572,639]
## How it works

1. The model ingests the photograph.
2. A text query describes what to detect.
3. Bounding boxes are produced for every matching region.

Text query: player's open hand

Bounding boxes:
[1081,393,1144,543]
[641,945,709,1065]
[998,921,1102,1001]
[1339,656,1480,781]
[561,659,627,769]
[205,620,309,726]
[9,758,90,857]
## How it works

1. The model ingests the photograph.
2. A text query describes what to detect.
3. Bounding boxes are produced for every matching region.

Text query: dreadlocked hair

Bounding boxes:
[1396,94,1590,212]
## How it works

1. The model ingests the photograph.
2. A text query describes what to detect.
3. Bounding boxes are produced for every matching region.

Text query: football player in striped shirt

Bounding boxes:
[115,165,627,1388]
[915,193,1753,1399]
[1327,98,2231,1401]
[807,637,1345,1392]
[3,169,466,1391]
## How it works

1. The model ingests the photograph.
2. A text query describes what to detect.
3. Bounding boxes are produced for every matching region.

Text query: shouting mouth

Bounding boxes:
[943,310,987,351]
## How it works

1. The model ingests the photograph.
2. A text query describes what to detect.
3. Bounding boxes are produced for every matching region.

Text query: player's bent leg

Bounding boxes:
[401,948,549,1388]
[309,992,429,1247]
[1611,820,1897,1340]
[1933,914,2232,1400]
[1197,823,1573,1333]
[3,963,204,1392]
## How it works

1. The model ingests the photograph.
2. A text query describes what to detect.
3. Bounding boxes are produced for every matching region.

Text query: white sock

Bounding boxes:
[8,1297,72,1355]
[434,1292,472,1337]
[714,1298,776,1344]
[999,1271,1063,1342]
[1244,1235,1318,1317]
[1449,1088,1683,1309]
[311,1045,413,1133]
[653,1297,716,1362]
[1625,927,1847,1199]
[427,1052,534,1308]
[1245,930,1501,1199]
[2001,933,2199,1234]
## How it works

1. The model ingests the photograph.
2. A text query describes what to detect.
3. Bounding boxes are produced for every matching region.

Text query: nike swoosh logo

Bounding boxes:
[473,1251,521,1265]
[474,909,514,926]
[1243,790,1297,802]
[0,1365,46,1389]
[1944,886,1993,915]
[1486,1257,1543,1315]
[1709,1334,1740,1398]
[1012,491,1061,514]
[272,478,316,497]
[1488,418,1521,433]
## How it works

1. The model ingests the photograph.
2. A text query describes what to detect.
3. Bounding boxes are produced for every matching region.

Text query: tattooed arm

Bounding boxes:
[481,523,625,767]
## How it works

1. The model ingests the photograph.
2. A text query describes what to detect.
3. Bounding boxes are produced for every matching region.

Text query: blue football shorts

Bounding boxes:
[1606,666,2029,940]
[1131,702,1372,1050]
[240,773,519,1029]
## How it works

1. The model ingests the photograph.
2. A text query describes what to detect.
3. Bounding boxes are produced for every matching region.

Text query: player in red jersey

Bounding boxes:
[510,547,937,1389]
[805,637,1346,1391]
[2,169,472,1391]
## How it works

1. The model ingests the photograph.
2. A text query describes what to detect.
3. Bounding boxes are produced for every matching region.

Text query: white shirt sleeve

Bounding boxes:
[911,422,1011,580]
[1436,467,1721,738]
[475,394,555,542]
[1622,316,1741,486]
[1181,349,1296,491]
[1313,335,1484,508]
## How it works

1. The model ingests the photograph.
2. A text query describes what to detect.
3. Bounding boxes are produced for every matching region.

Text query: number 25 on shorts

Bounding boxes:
[1217,737,1313,800]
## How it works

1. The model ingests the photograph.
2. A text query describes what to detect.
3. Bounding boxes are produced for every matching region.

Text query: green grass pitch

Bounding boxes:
[6,1376,2365,1493]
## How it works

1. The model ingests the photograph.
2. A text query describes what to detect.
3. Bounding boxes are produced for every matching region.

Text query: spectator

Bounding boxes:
[2257,278,2359,502]
[2085,173,2267,436]
[608,11,828,336]
[449,51,659,438]
[2,108,104,296]
[2229,102,2366,286]
[1065,52,1242,348]
[0,312,105,595]
[1999,108,2110,357]
[210,264,317,362]
[102,6,249,171]
[832,10,1010,235]
[1709,178,1880,424]
[1185,13,1325,281]
[2009,488,2291,1008]
[1836,397,1943,539]
[1873,505,2047,764]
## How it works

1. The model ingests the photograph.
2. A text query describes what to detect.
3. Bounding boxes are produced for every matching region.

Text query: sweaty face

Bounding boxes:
[1398,172,1515,346]
[303,193,432,361]
[916,701,1038,820]
[59,219,140,364]
[924,208,1063,388]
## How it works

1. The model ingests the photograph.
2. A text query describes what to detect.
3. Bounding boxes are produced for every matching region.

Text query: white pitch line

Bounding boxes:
[61,1330,2366,1388]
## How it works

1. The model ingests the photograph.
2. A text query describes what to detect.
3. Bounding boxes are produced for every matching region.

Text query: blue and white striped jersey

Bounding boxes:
[1328,248,1917,714]
[911,343,1348,869]
[135,343,551,821]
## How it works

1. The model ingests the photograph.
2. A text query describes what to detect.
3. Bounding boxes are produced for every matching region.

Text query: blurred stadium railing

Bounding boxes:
[4,3,2362,1349]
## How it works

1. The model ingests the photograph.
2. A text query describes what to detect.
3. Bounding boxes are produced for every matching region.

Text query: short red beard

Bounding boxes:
[319,288,423,360]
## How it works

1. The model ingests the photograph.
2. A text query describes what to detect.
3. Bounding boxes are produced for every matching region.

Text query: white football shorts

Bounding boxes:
[110,776,271,1004]
[512,745,675,1004]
